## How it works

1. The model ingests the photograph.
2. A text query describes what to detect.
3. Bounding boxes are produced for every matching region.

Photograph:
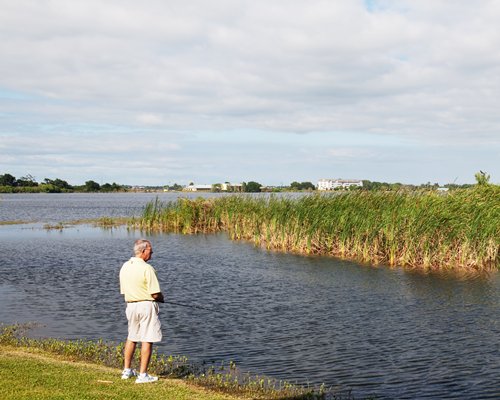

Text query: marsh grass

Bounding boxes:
[0,220,30,225]
[93,216,130,228]
[42,222,67,230]
[37,217,128,232]
[0,324,344,399]
[131,186,499,271]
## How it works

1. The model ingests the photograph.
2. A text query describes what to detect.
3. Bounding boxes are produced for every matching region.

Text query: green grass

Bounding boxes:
[0,346,240,400]
[131,186,500,271]
[0,324,332,400]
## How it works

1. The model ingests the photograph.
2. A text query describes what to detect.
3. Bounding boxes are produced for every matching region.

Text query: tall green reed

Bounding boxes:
[131,186,499,271]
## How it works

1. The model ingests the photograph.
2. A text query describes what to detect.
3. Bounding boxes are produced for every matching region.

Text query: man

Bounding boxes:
[119,239,164,383]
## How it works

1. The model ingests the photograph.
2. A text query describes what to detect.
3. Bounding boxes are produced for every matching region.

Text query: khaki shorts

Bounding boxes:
[126,301,162,343]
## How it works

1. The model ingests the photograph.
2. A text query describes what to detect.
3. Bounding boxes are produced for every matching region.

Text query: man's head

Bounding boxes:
[134,239,153,262]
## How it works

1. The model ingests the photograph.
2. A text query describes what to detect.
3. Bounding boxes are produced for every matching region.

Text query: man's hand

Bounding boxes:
[152,292,164,303]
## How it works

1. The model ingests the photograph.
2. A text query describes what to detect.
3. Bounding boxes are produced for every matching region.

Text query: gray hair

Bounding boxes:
[133,239,151,255]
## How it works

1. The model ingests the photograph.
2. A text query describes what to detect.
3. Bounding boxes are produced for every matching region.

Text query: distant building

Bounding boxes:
[318,178,363,190]
[221,183,243,192]
[183,184,212,192]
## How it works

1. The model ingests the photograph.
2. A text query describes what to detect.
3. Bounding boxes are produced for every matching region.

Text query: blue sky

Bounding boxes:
[1,0,499,186]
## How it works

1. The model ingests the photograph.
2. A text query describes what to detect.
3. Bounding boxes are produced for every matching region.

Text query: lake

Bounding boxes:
[0,193,499,399]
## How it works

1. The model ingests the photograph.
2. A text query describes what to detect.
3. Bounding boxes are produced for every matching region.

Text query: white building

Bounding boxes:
[221,183,243,192]
[318,178,363,190]
[183,184,212,192]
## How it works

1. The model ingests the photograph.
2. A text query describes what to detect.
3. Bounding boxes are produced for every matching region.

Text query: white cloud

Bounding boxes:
[136,113,164,125]
[0,132,179,153]
[0,0,499,184]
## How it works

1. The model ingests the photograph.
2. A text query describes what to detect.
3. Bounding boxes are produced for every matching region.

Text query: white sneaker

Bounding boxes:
[121,368,137,379]
[135,373,158,384]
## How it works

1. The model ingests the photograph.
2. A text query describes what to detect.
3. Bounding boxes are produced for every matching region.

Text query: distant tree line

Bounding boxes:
[165,183,184,191]
[274,176,487,192]
[360,180,477,191]
[0,173,126,193]
[1,172,491,194]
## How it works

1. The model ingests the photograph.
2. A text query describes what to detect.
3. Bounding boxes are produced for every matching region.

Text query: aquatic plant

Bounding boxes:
[93,216,129,228]
[43,222,67,230]
[131,186,500,271]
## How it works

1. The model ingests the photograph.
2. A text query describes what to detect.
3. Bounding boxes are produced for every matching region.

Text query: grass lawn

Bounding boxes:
[0,346,244,400]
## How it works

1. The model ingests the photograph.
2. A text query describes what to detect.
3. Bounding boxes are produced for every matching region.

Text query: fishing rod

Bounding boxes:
[161,300,237,317]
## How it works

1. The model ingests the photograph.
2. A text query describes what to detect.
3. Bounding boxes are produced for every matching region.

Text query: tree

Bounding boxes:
[44,178,72,191]
[362,180,373,190]
[211,183,222,192]
[84,180,100,192]
[100,182,122,192]
[245,181,262,192]
[300,181,315,191]
[53,178,72,190]
[290,181,301,191]
[290,181,315,191]
[17,174,38,187]
[362,180,391,191]
[0,173,17,186]
[475,170,490,186]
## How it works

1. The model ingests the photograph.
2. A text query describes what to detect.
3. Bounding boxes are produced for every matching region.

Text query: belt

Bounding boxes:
[126,300,154,303]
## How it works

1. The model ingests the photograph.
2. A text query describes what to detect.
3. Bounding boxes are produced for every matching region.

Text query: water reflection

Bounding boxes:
[0,223,498,399]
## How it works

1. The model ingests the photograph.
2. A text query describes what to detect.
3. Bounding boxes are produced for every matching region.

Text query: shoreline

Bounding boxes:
[0,324,335,400]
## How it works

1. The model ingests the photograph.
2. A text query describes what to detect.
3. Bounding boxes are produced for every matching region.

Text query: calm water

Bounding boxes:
[0,192,230,222]
[0,194,499,399]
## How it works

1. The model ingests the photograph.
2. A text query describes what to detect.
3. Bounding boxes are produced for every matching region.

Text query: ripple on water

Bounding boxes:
[0,224,499,399]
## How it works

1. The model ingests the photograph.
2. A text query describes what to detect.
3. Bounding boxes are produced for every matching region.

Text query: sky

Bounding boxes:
[1,0,499,186]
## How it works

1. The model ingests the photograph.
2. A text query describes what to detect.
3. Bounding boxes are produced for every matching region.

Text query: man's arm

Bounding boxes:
[151,292,164,303]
